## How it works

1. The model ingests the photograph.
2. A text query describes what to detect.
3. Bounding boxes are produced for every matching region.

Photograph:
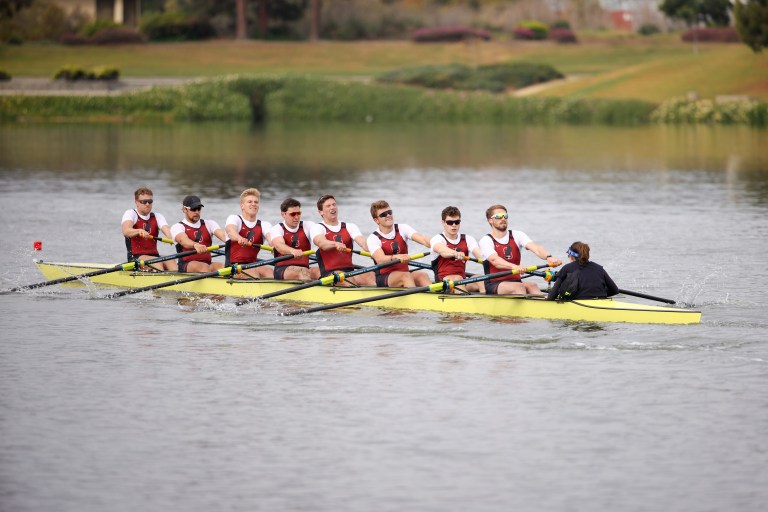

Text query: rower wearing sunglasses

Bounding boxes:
[367,200,432,288]
[121,186,176,271]
[269,197,319,281]
[478,204,562,296]
[171,195,227,273]
[430,206,485,293]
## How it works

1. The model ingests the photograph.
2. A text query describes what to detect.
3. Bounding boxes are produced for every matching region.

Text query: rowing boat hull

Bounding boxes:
[33,261,702,325]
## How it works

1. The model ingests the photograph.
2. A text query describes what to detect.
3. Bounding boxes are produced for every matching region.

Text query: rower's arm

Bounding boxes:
[213,227,227,243]
[313,234,344,252]
[411,232,431,248]
[225,224,241,243]
[525,242,561,267]
[354,234,369,252]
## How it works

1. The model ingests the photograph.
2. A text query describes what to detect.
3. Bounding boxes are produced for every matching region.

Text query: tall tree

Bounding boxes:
[236,0,247,39]
[308,0,320,41]
[734,0,768,52]
[658,0,732,27]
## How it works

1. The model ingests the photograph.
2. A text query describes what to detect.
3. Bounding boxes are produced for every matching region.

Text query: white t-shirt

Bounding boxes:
[310,221,363,248]
[478,230,532,260]
[170,219,223,242]
[269,220,315,244]
[225,215,273,243]
[366,223,420,255]
[121,209,169,229]
[430,233,479,262]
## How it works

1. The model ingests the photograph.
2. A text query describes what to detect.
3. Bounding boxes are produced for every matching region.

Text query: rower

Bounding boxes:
[269,198,318,281]
[430,206,485,293]
[366,200,432,288]
[121,186,176,271]
[478,204,562,296]
[224,188,273,279]
[171,195,227,273]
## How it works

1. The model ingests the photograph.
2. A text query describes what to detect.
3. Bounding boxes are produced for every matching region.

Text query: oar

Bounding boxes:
[283,264,551,316]
[527,270,676,304]
[105,250,315,299]
[618,288,675,305]
[2,244,225,294]
[154,236,175,244]
[236,251,431,306]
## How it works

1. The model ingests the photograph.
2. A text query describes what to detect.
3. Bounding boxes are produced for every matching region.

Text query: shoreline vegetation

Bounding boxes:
[1,37,766,126]
[1,75,766,126]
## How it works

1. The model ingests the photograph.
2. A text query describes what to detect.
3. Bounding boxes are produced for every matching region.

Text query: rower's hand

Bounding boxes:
[454,251,465,260]
[334,242,347,252]
[137,230,152,239]
[394,254,410,263]
[193,243,207,254]
[290,248,304,258]
[238,238,250,247]
[513,264,528,274]
[546,256,562,267]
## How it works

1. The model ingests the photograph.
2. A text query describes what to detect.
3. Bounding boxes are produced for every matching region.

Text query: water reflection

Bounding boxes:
[1,122,767,205]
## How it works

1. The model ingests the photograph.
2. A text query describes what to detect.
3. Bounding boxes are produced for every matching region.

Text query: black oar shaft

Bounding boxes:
[284,264,550,316]
[107,252,299,299]
[618,288,676,305]
[3,247,215,293]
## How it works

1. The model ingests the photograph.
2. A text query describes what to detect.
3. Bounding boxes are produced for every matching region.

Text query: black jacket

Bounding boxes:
[546,260,619,301]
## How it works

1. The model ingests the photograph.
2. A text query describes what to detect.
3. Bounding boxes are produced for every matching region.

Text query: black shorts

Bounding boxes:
[274,265,308,280]
[375,273,391,288]
[178,260,192,273]
[485,280,502,295]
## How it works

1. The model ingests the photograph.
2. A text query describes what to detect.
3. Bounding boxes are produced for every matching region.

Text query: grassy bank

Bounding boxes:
[1,36,767,102]
[2,75,765,126]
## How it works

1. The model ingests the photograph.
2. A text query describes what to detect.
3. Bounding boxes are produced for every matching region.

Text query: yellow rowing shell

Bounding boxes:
[34,261,702,325]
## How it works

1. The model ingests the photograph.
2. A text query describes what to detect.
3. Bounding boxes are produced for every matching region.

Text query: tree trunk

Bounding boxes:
[258,0,269,37]
[309,0,321,42]
[236,0,247,39]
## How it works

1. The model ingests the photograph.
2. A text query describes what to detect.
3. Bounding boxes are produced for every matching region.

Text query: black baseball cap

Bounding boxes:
[182,195,204,209]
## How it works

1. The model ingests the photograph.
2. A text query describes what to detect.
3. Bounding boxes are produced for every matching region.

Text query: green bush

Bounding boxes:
[140,10,215,41]
[0,70,11,81]
[80,19,121,37]
[638,24,661,36]
[53,65,120,81]
[2,75,762,127]
[378,62,563,93]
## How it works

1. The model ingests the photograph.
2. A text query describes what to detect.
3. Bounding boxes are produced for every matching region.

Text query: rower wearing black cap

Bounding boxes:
[170,195,227,273]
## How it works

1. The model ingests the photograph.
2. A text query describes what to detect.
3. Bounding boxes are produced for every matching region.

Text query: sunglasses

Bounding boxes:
[138,199,153,205]
[287,211,302,218]
[378,209,393,219]
[490,213,508,220]
[445,219,461,226]
[187,206,202,212]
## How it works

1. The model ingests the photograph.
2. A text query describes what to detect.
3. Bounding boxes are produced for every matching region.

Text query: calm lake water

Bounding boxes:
[1,122,767,512]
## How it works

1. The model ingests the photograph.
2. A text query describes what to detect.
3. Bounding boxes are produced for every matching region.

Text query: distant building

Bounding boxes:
[609,10,634,31]
[54,0,142,27]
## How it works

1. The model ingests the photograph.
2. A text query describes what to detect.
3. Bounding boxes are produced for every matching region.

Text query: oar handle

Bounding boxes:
[153,236,175,245]
[242,241,276,252]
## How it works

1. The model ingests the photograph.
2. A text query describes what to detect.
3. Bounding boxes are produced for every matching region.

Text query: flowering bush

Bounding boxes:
[59,32,88,45]
[513,20,548,40]
[90,28,145,45]
[651,96,767,126]
[550,28,577,44]
[411,26,491,42]
[681,27,740,43]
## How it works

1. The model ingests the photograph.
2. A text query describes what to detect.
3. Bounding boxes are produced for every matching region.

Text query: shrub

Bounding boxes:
[412,25,491,43]
[53,66,87,81]
[0,70,11,81]
[681,27,740,43]
[378,62,563,93]
[52,66,120,81]
[514,20,548,40]
[550,28,578,43]
[550,20,571,30]
[638,24,661,36]
[59,32,88,45]
[651,96,767,126]
[90,27,145,45]
[512,28,536,40]
[80,19,121,37]
[140,10,215,41]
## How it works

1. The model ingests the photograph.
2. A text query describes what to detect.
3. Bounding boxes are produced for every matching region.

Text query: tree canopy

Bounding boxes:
[734,0,768,52]
[659,0,732,27]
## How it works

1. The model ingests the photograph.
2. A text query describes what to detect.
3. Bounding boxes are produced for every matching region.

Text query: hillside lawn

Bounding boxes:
[1,33,766,103]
